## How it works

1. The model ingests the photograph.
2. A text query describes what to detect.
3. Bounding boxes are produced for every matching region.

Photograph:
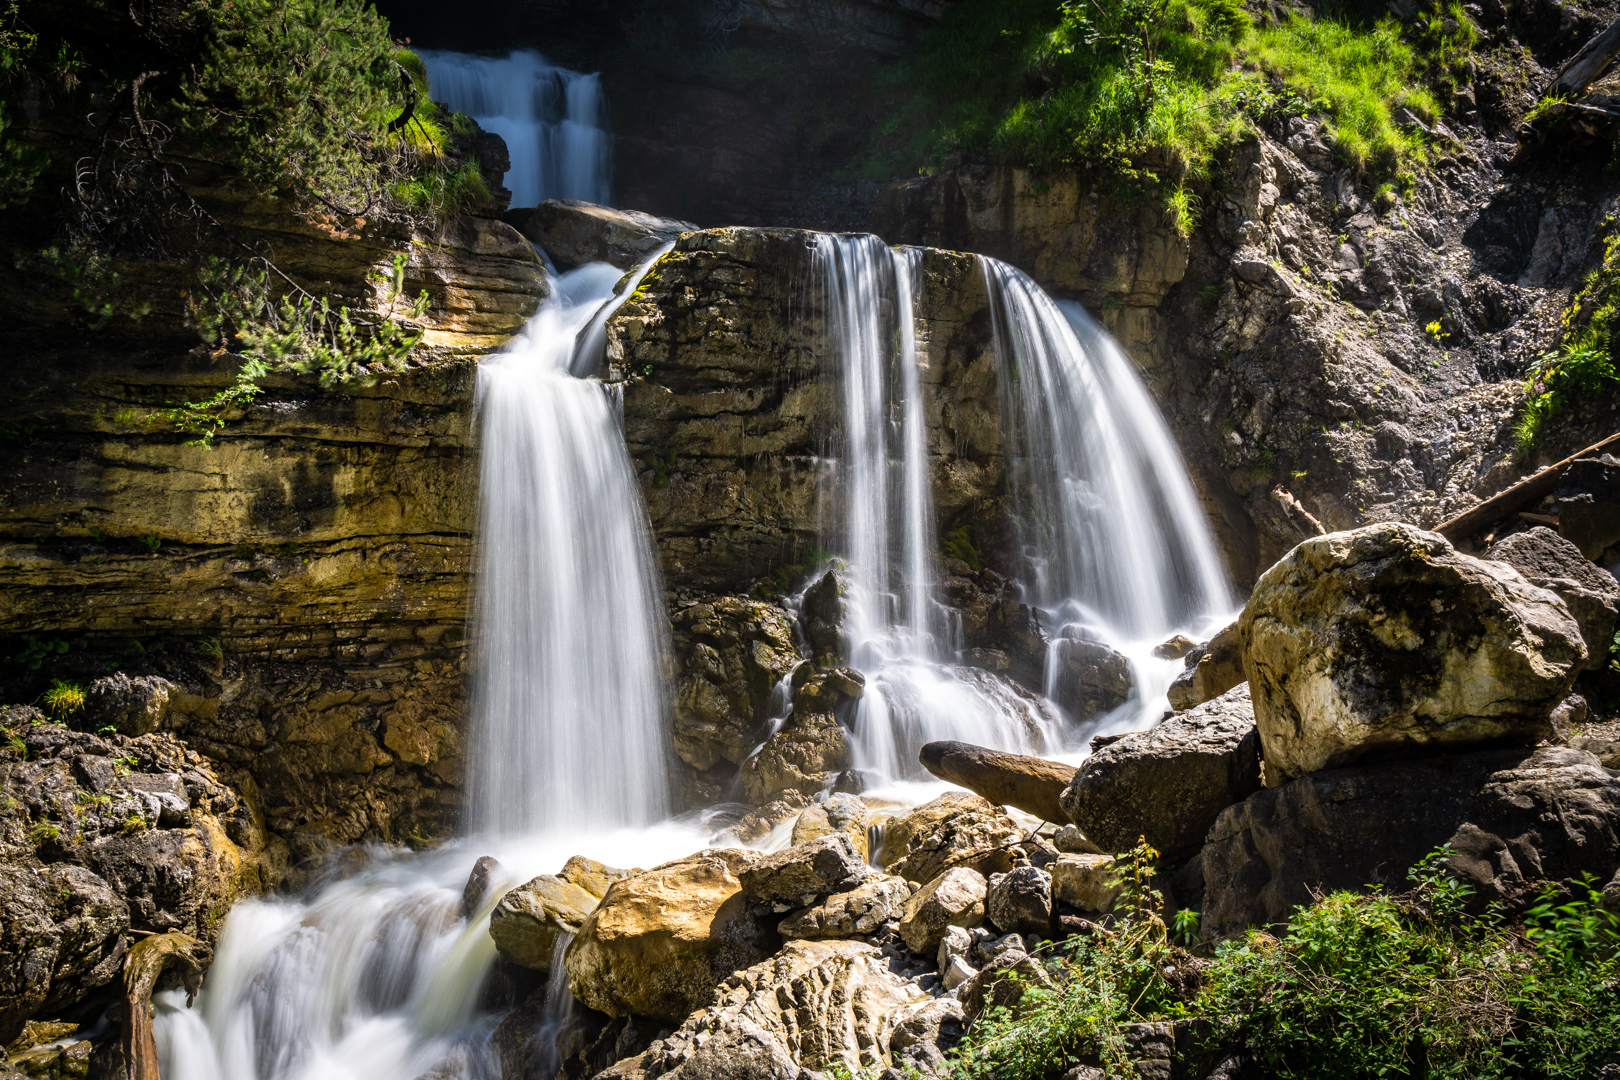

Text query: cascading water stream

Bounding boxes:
[813,236,1063,785]
[416,51,611,207]
[152,255,693,1080]
[814,239,1233,785]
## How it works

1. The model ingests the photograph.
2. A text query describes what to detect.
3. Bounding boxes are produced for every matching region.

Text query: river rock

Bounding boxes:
[898,867,987,954]
[511,199,694,269]
[790,793,871,860]
[738,709,851,805]
[1167,621,1245,711]
[1487,527,1620,671]
[1059,685,1261,863]
[917,741,1076,825]
[1048,635,1134,720]
[1241,523,1586,784]
[738,834,868,909]
[959,950,1058,1023]
[1557,456,1620,560]
[1053,824,1104,854]
[629,939,930,1079]
[876,792,1022,883]
[777,875,911,940]
[563,848,776,1024]
[985,866,1053,935]
[1050,854,1120,915]
[1199,745,1620,938]
[489,876,602,972]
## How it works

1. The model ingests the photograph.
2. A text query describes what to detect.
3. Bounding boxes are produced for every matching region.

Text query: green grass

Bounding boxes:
[865,0,1477,223]
[41,679,84,718]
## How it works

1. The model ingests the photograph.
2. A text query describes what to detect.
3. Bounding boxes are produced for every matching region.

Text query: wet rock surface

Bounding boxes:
[1060,685,1262,864]
[509,199,696,270]
[1242,523,1586,783]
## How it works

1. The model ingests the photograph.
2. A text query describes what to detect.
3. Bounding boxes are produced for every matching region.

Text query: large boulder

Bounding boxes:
[1167,621,1245,712]
[0,720,285,1043]
[1199,745,1620,938]
[917,741,1076,825]
[985,866,1053,935]
[670,598,802,774]
[875,792,1022,883]
[1059,685,1262,863]
[1557,456,1620,560]
[778,875,912,940]
[738,675,863,805]
[1241,523,1586,784]
[898,867,987,954]
[510,199,694,269]
[489,857,636,972]
[1487,527,1620,671]
[1048,634,1134,720]
[626,940,932,1079]
[738,834,868,910]
[790,793,871,860]
[563,849,776,1024]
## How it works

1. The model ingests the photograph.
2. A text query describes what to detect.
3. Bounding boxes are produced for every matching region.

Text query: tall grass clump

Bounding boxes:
[1244,17,1435,176]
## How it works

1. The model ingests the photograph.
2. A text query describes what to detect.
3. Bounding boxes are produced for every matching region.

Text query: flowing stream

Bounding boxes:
[416,50,611,208]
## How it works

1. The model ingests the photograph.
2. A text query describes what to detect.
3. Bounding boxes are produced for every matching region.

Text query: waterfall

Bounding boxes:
[153,255,691,1080]
[417,50,612,208]
[813,235,1063,784]
[469,261,674,835]
[814,240,1232,783]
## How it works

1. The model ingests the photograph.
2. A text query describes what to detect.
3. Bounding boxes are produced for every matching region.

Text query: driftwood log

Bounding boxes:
[122,932,209,1080]
[1552,17,1620,97]
[1435,431,1620,544]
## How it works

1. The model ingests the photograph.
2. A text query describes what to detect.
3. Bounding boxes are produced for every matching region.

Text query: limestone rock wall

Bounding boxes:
[0,206,545,848]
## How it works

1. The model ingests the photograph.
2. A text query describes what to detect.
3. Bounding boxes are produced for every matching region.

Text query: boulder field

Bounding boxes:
[454,518,1620,1080]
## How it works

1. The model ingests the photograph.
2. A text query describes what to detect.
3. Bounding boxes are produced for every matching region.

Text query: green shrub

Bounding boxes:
[953,844,1620,1080]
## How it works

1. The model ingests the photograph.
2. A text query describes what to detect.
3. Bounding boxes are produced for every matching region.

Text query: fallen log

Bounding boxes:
[1435,431,1620,545]
[123,932,208,1080]
[918,740,1076,824]
[1552,17,1620,97]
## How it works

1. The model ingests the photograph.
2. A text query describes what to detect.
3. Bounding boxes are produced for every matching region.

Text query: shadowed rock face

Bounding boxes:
[0,713,286,1043]
[1487,526,1620,671]
[1199,745,1620,938]
[1242,523,1585,784]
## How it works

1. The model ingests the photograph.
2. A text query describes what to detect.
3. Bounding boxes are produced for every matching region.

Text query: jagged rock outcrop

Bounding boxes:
[670,597,802,776]
[0,715,284,1042]
[875,792,1022,884]
[1059,685,1262,863]
[1200,745,1620,937]
[1487,526,1620,670]
[610,939,934,1080]
[1558,455,1620,560]
[778,876,911,940]
[563,849,776,1024]
[898,867,987,954]
[738,835,869,910]
[1242,523,1586,783]
[790,793,872,861]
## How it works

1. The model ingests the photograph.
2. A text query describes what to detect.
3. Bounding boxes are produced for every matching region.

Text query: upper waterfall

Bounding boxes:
[418,50,612,208]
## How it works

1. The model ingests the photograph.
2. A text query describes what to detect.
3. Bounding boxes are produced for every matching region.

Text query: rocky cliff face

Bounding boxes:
[0,197,546,849]
[874,115,1620,586]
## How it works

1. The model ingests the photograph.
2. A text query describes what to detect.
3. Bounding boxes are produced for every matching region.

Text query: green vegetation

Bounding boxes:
[41,680,85,718]
[1517,220,1620,455]
[866,0,1477,228]
[12,637,68,671]
[953,844,1620,1079]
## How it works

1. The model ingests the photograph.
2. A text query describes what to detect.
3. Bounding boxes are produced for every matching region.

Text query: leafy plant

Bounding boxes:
[139,534,161,552]
[165,253,429,444]
[1515,343,1618,457]
[27,821,60,844]
[13,637,68,670]
[41,680,85,718]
